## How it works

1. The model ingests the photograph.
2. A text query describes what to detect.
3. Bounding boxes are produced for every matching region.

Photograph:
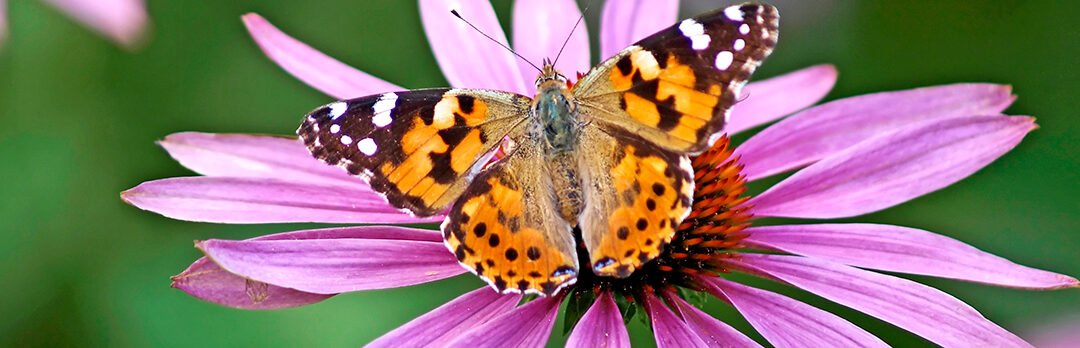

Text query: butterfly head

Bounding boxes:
[534,58,569,90]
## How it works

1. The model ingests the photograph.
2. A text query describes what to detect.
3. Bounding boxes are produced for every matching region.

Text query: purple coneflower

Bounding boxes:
[123,1,1076,346]
[0,0,148,48]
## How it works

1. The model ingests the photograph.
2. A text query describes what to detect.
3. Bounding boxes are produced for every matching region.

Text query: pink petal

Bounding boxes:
[242,13,400,99]
[722,254,1032,347]
[566,291,630,348]
[727,65,838,135]
[369,287,521,347]
[171,257,333,310]
[44,0,147,47]
[748,115,1036,219]
[420,0,528,93]
[197,225,463,294]
[643,292,709,348]
[736,84,1016,181]
[664,292,762,348]
[742,224,1078,290]
[172,226,441,308]
[699,276,889,348]
[159,132,363,188]
[512,0,590,95]
[599,0,679,58]
[122,176,442,224]
[445,295,563,348]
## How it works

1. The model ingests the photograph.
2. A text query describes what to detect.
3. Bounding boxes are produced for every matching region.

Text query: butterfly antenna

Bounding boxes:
[451,9,541,73]
[551,0,593,69]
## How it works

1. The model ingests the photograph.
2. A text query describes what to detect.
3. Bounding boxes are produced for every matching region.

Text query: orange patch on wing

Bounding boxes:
[433,95,490,128]
[623,93,661,127]
[450,129,484,174]
[657,81,719,120]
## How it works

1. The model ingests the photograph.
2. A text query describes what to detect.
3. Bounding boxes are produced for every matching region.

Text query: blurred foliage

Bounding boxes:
[0,0,1076,347]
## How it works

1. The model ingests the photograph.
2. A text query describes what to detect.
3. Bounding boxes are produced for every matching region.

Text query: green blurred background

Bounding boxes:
[1,0,1077,346]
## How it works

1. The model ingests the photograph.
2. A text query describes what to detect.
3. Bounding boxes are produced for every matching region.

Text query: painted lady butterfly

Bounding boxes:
[298,3,778,296]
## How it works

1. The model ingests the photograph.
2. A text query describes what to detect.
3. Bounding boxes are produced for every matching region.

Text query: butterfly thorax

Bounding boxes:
[531,62,584,224]
[531,63,579,155]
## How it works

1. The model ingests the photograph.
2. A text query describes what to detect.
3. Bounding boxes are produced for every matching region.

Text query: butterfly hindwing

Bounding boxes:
[574,3,779,153]
[442,138,579,296]
[577,129,694,277]
[298,89,530,216]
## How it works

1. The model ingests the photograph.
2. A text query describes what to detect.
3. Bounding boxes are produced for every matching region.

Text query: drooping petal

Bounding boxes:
[699,276,889,348]
[43,0,147,47]
[122,177,443,224]
[749,115,1036,219]
[171,257,333,310]
[722,254,1032,347]
[159,132,362,188]
[735,84,1016,181]
[420,0,528,93]
[368,287,521,347]
[742,224,1078,290]
[664,293,762,348]
[643,292,709,348]
[566,291,630,348]
[726,65,837,135]
[445,294,562,348]
[197,226,463,294]
[600,0,679,58]
[242,13,400,99]
[512,0,590,95]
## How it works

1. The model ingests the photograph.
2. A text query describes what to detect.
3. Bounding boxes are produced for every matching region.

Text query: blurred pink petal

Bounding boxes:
[369,287,521,347]
[723,254,1032,347]
[664,292,762,348]
[644,292,708,348]
[160,132,363,188]
[44,0,147,47]
[727,65,838,134]
[1023,315,1080,348]
[566,291,630,348]
[749,115,1036,219]
[122,176,442,224]
[197,225,463,294]
[242,13,400,99]
[420,0,528,93]
[736,84,1016,180]
[701,276,888,347]
[600,0,678,58]
[171,257,333,310]
[512,0,589,95]
[445,294,563,348]
[0,0,7,47]
[742,224,1078,289]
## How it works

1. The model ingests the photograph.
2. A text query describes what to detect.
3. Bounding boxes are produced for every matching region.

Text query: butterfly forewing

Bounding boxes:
[574,3,779,153]
[298,89,529,216]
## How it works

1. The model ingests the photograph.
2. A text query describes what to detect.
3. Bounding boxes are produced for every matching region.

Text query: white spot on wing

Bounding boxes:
[371,92,397,128]
[733,38,745,51]
[725,6,745,21]
[678,19,710,51]
[329,124,340,134]
[739,23,750,35]
[340,135,353,145]
[358,137,377,156]
[328,101,347,120]
[715,51,734,70]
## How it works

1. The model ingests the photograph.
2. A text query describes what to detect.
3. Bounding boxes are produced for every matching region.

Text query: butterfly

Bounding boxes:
[297,3,778,296]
